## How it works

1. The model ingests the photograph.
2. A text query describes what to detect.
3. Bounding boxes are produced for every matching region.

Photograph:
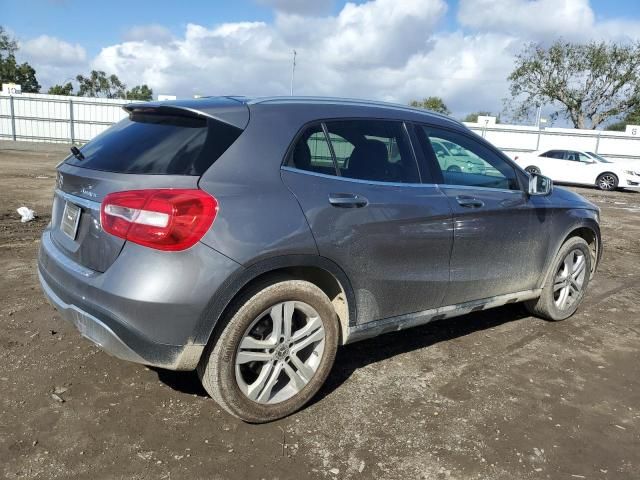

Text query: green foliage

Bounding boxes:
[126,84,153,101]
[0,26,41,93]
[605,108,640,131]
[507,41,640,129]
[409,96,451,115]
[76,70,126,98]
[462,111,501,123]
[0,26,17,54]
[48,82,73,96]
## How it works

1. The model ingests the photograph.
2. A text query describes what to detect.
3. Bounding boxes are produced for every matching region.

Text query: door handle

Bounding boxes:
[329,193,368,208]
[456,195,484,208]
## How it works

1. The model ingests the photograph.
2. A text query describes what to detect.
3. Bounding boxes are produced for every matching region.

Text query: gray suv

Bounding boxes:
[38,96,601,422]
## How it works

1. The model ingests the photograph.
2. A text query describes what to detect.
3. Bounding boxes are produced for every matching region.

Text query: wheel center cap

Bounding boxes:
[274,345,289,360]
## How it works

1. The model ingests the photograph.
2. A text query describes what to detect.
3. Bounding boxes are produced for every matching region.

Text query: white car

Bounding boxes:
[514,149,640,191]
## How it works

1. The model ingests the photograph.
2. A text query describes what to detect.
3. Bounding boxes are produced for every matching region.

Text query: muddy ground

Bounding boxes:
[0,144,638,480]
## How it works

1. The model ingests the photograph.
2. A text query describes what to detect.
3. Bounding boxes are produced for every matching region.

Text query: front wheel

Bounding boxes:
[596,172,618,191]
[525,236,591,321]
[198,278,338,423]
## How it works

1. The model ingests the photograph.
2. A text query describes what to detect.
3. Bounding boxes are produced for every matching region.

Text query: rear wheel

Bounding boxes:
[596,172,618,191]
[198,278,338,423]
[525,236,591,321]
[525,166,541,175]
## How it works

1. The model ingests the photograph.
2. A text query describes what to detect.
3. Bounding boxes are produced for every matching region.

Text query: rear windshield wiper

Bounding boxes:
[70,145,85,161]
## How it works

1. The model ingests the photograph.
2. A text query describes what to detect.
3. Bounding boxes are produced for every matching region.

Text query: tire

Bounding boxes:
[525,236,592,321]
[596,172,618,191]
[525,166,541,175]
[447,165,462,172]
[197,277,339,423]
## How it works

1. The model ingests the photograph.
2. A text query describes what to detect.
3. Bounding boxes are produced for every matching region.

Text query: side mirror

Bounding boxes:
[528,173,553,196]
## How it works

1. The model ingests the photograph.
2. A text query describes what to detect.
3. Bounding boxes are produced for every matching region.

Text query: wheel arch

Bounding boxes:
[193,255,357,351]
[538,218,601,289]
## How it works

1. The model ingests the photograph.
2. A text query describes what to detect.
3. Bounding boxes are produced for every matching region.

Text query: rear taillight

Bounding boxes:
[100,189,218,251]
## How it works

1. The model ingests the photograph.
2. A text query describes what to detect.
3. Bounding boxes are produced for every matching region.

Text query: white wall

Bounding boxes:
[0,92,132,143]
[466,121,640,165]
[2,93,640,164]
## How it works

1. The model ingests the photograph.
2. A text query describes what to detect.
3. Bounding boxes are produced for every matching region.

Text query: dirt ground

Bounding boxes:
[0,144,638,480]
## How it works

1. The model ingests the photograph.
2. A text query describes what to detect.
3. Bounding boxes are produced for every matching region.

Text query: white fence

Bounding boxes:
[0,93,131,144]
[466,121,640,164]
[1,93,640,164]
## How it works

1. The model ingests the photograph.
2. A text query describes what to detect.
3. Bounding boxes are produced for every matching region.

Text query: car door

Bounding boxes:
[571,151,600,185]
[281,119,453,324]
[415,125,552,306]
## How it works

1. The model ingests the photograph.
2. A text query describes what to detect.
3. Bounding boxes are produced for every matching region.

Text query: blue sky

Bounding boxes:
[4,0,640,120]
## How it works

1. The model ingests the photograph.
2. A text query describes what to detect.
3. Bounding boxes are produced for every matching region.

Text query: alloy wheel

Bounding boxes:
[552,249,587,311]
[598,174,616,190]
[235,301,326,404]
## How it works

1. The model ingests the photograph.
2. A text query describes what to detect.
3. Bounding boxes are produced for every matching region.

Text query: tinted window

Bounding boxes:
[66,113,242,175]
[542,150,565,159]
[419,126,520,190]
[324,120,420,183]
[288,124,337,176]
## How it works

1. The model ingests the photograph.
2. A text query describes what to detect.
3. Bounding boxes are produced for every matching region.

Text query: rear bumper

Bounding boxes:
[38,228,242,370]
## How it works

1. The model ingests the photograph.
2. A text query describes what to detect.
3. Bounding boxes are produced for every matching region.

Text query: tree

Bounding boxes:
[48,82,73,96]
[126,84,153,101]
[606,107,640,131]
[507,41,640,129]
[409,96,451,115]
[76,70,126,98]
[462,111,501,123]
[0,26,41,93]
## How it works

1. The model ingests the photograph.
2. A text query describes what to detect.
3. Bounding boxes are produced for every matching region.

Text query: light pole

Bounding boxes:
[290,50,297,96]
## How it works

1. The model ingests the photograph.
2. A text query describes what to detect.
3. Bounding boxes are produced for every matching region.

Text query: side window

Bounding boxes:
[323,120,420,183]
[565,151,580,161]
[287,125,337,176]
[578,153,592,163]
[419,126,520,191]
[544,150,565,159]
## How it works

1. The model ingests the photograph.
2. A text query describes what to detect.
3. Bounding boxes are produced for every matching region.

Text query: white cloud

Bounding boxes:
[256,0,335,15]
[16,0,621,117]
[123,24,174,44]
[93,0,452,101]
[458,0,594,39]
[458,0,640,42]
[20,35,86,66]
[17,35,87,90]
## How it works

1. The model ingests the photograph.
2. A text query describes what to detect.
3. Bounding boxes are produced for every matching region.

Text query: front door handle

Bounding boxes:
[456,195,484,208]
[329,193,368,208]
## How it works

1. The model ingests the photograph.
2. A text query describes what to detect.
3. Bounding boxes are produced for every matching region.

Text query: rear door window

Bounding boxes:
[324,120,420,183]
[66,113,242,175]
[287,124,337,176]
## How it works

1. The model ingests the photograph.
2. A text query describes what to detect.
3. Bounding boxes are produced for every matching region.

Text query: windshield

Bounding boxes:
[587,152,612,163]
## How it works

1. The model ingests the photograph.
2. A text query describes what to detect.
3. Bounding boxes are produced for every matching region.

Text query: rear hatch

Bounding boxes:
[50,99,248,272]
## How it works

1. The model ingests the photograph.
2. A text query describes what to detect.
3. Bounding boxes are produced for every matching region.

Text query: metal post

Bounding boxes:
[9,96,17,141]
[69,98,75,144]
[535,128,541,151]
[290,50,297,96]
[595,132,601,154]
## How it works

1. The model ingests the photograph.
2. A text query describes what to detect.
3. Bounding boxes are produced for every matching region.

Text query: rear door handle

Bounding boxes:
[329,193,368,208]
[456,195,484,208]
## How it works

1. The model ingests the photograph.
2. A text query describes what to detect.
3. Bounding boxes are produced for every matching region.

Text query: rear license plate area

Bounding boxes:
[61,201,81,240]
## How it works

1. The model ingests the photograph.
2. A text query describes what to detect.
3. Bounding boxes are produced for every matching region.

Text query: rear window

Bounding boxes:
[66,113,242,175]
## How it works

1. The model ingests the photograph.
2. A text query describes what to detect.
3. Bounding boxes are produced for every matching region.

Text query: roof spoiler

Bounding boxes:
[123,102,248,129]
